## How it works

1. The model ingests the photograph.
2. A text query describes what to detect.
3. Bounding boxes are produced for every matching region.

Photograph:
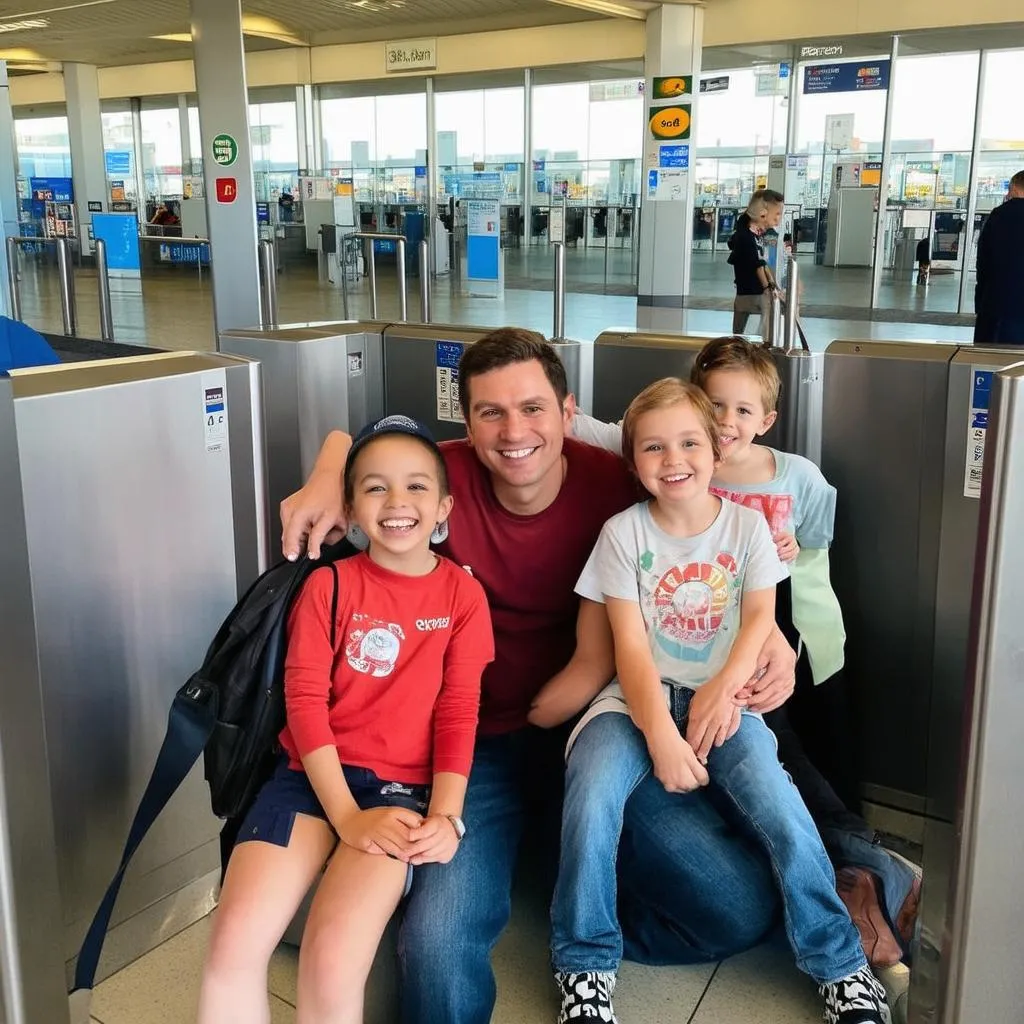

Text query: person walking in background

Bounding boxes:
[728,190,785,336]
[974,170,1024,346]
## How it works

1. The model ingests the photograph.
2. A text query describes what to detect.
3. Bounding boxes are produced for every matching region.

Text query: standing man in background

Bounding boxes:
[975,170,1024,346]
[728,189,785,336]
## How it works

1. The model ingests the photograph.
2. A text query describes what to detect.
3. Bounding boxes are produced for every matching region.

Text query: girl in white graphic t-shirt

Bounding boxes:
[542,379,889,1024]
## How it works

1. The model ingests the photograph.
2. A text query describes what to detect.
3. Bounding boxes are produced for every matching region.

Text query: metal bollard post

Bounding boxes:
[258,240,279,327]
[6,236,21,321]
[56,238,76,336]
[552,240,566,341]
[784,257,800,352]
[763,289,783,348]
[365,238,378,319]
[395,237,408,323]
[339,236,350,320]
[95,238,115,342]
[419,240,431,324]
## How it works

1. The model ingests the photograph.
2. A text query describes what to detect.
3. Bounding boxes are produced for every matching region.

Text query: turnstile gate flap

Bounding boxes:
[219,323,387,545]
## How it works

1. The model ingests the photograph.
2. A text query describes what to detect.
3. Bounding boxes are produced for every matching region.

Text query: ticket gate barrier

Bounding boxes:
[219,323,387,540]
[592,330,824,464]
[382,322,582,442]
[0,352,266,1022]
[821,342,1017,828]
[908,361,1024,1024]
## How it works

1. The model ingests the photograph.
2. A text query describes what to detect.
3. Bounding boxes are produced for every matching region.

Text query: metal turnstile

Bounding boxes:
[382,323,582,442]
[821,342,1018,828]
[219,323,386,534]
[592,330,824,464]
[909,361,1024,1024]
[0,353,266,1021]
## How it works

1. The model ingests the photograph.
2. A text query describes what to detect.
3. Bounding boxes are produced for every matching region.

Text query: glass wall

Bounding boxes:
[249,91,300,200]
[14,114,72,178]
[139,102,184,206]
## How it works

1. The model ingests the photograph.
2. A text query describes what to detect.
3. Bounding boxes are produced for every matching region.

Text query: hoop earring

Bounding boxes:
[430,520,449,545]
[346,523,370,550]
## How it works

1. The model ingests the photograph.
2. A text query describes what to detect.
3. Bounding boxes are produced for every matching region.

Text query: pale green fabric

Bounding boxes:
[789,546,845,685]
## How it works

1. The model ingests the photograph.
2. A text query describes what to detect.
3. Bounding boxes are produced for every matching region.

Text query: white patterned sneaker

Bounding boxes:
[820,965,892,1024]
[555,971,618,1023]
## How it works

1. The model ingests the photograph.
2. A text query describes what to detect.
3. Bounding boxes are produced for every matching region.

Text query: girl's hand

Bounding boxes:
[774,531,800,563]
[686,682,740,762]
[645,721,709,794]
[336,806,422,860]
[405,815,461,866]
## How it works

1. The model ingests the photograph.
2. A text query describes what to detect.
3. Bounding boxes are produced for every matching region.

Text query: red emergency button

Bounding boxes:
[216,178,237,204]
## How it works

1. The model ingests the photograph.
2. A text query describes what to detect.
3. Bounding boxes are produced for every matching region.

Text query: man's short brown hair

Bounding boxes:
[458,327,569,417]
[621,378,723,472]
[691,336,782,414]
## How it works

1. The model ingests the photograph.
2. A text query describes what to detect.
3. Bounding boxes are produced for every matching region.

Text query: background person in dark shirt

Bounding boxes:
[975,170,1024,346]
[728,189,784,335]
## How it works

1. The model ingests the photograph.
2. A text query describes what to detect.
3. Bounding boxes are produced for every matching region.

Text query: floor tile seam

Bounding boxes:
[687,961,723,1024]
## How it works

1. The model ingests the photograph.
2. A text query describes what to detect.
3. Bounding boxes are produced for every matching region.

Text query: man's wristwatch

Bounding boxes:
[446,814,467,841]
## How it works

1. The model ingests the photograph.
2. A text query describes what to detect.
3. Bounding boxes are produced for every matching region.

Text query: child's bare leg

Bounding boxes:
[296,844,409,1024]
[198,814,335,1024]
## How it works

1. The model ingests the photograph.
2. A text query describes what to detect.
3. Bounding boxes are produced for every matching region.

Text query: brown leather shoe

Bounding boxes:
[836,866,903,967]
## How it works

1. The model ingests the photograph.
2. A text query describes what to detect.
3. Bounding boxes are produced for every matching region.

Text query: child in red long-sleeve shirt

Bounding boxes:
[199,415,494,1024]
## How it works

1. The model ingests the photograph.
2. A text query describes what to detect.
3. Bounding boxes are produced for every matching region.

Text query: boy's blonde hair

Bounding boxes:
[691,336,781,414]
[621,378,723,471]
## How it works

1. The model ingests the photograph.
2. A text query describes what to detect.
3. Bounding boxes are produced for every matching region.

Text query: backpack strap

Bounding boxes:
[329,560,341,650]
[71,678,218,995]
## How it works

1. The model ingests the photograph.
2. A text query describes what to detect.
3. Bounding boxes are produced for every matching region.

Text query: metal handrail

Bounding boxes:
[5,235,77,335]
[350,232,408,322]
[552,241,566,341]
[138,233,211,246]
[418,240,431,324]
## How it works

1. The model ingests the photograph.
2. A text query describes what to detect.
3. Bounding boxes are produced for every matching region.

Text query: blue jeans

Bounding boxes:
[397,724,780,1024]
[553,691,867,985]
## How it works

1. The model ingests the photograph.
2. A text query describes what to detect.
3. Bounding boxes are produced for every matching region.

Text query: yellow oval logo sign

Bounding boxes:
[649,105,691,140]
[655,77,688,99]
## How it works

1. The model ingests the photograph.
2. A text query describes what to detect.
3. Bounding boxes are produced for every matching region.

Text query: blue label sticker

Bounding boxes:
[659,144,689,169]
[436,341,462,369]
[972,370,993,410]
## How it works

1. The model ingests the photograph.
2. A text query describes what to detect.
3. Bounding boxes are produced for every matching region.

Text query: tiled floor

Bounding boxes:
[86,897,824,1024]
[15,250,974,359]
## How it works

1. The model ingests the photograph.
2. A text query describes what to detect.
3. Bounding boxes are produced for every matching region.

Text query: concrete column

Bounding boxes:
[638,3,703,308]
[63,63,106,256]
[0,64,21,317]
[191,0,261,333]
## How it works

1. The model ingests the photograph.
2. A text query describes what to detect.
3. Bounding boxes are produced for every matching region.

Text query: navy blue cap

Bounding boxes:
[345,414,442,475]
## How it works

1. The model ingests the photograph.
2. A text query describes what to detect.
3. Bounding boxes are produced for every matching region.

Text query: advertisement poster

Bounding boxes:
[804,60,891,94]
[649,105,691,141]
[651,76,692,101]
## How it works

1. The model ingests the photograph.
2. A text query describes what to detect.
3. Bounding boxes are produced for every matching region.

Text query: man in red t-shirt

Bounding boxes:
[281,329,796,1024]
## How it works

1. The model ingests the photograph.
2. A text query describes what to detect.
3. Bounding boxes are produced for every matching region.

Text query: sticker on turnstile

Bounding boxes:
[963,368,993,499]
[202,372,229,454]
[436,341,463,422]
[348,352,363,377]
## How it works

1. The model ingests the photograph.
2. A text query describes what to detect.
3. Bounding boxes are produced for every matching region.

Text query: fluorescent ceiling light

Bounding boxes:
[546,0,647,19]
[153,15,304,47]
[0,19,47,32]
[7,0,116,16]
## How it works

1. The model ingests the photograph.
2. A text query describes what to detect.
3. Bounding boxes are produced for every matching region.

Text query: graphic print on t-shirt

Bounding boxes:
[711,487,794,536]
[345,613,406,677]
[648,551,741,663]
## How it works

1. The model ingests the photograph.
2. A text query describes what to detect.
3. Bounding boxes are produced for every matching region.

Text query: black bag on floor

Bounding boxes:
[72,538,356,995]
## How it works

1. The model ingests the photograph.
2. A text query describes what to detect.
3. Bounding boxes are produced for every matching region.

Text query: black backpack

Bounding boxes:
[72,538,357,996]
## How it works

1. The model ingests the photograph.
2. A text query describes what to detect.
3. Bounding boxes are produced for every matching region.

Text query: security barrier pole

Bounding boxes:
[784,257,801,353]
[552,240,566,341]
[258,240,278,327]
[95,238,114,342]
[352,232,409,323]
[5,236,20,321]
[419,240,431,324]
[56,238,76,337]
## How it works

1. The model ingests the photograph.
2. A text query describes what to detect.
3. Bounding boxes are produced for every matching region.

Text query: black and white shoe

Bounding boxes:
[820,965,892,1024]
[555,971,618,1023]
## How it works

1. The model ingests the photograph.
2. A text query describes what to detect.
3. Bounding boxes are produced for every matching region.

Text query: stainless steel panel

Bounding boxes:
[382,323,582,443]
[764,350,825,465]
[219,323,386,533]
[924,363,1024,1024]
[8,353,265,986]
[592,331,709,422]
[822,341,958,812]
[0,379,70,1024]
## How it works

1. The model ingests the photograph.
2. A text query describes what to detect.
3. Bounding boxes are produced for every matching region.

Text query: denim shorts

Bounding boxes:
[236,757,430,849]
